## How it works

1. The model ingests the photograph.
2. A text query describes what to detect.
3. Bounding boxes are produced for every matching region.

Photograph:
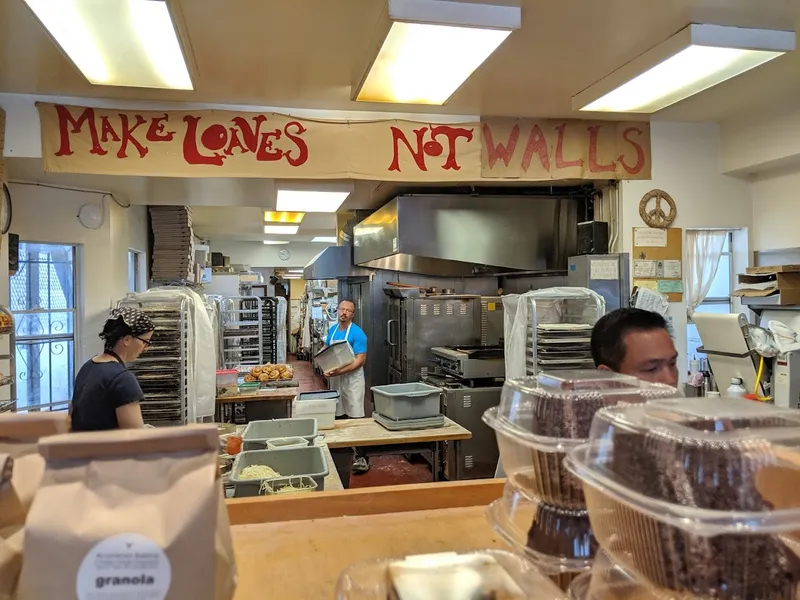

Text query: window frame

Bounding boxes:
[10,241,81,412]
[128,249,146,293]
[686,231,734,370]
[693,230,734,313]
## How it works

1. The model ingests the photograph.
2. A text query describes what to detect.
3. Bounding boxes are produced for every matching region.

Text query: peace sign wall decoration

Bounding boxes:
[639,189,676,229]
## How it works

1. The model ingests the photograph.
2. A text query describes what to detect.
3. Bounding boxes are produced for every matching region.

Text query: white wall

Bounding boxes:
[208,240,333,269]
[620,122,753,381]
[749,168,800,252]
[1,184,148,363]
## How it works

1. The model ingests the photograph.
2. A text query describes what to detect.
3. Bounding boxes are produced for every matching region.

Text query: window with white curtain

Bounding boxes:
[686,231,733,368]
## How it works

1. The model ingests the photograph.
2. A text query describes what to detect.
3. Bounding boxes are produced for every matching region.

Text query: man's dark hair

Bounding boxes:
[590,308,669,371]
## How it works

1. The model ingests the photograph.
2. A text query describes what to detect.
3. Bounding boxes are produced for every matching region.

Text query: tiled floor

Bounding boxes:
[288,357,327,394]
[290,357,434,488]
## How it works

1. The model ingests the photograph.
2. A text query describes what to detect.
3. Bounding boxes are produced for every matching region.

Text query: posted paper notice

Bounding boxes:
[634,227,668,247]
[663,260,682,279]
[657,280,683,294]
[633,260,658,278]
[590,259,619,280]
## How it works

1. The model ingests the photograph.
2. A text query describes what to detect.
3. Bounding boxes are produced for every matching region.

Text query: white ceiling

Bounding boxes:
[191,208,337,242]
[0,0,798,124]
[3,0,800,250]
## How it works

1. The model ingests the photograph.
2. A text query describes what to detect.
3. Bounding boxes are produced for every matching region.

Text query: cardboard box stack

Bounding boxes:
[733,264,800,306]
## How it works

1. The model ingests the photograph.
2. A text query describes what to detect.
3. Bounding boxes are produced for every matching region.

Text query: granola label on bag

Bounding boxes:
[76,534,171,600]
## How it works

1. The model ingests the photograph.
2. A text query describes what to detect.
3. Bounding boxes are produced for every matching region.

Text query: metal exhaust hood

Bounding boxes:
[303,245,373,280]
[353,194,578,276]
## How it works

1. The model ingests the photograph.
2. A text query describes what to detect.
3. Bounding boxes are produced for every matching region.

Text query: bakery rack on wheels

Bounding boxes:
[526,290,603,376]
[261,297,279,365]
[0,306,16,413]
[116,296,190,426]
[220,296,263,369]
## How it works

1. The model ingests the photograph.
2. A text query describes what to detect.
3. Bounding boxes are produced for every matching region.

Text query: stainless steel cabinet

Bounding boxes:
[440,385,501,480]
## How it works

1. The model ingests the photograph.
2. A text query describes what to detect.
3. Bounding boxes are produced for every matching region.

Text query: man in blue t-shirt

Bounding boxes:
[324,300,369,474]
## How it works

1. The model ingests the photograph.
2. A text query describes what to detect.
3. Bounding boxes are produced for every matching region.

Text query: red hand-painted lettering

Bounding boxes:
[145,115,175,143]
[482,123,519,169]
[53,105,106,156]
[389,126,429,172]
[521,125,550,173]
[182,115,225,166]
[618,127,646,175]
[587,125,616,173]
[100,116,120,144]
[116,114,149,159]
[554,123,584,170]
[283,121,309,167]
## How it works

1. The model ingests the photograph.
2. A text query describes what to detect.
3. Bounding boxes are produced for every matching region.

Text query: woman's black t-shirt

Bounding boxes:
[70,360,144,431]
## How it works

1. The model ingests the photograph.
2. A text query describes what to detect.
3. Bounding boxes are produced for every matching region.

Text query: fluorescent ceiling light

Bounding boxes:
[22,0,193,90]
[288,269,304,273]
[264,225,299,235]
[573,24,795,114]
[312,237,338,243]
[263,240,290,245]
[264,211,305,223]
[355,0,520,105]
[283,274,302,279]
[276,190,350,213]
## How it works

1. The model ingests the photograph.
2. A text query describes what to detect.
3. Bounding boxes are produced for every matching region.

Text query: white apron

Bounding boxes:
[326,323,366,418]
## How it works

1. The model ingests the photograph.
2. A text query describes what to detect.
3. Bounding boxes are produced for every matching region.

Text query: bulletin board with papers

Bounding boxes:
[631,227,683,302]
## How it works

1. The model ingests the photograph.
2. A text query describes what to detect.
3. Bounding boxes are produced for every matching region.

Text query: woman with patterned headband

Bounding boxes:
[69,307,155,432]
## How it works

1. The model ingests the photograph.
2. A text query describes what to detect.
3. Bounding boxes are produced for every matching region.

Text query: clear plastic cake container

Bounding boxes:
[482,372,676,508]
[565,396,800,599]
[568,550,700,600]
[486,482,596,573]
[335,549,569,599]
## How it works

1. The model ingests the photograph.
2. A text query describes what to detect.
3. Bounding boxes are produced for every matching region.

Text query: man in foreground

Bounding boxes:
[590,307,679,388]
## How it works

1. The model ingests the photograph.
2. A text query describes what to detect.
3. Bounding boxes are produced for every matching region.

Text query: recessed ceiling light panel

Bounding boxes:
[263,240,290,245]
[276,190,350,213]
[264,225,299,235]
[264,211,305,223]
[573,24,795,114]
[22,0,193,90]
[311,237,338,243]
[354,0,520,105]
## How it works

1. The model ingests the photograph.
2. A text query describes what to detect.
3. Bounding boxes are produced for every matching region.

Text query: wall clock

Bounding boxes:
[78,203,104,229]
[278,248,291,261]
[639,189,677,228]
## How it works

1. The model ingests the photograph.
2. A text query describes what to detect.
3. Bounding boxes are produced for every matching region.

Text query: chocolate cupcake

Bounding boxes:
[487,372,676,508]
[526,502,597,560]
[568,398,800,599]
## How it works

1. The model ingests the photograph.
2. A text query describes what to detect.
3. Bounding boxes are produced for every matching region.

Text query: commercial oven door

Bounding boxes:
[386,299,403,375]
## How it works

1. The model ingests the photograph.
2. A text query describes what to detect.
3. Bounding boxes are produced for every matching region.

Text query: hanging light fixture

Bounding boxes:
[354,0,521,105]
[21,0,194,90]
[573,24,795,114]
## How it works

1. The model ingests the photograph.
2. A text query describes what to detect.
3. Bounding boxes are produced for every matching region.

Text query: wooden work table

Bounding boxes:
[215,388,297,422]
[216,389,298,404]
[227,480,507,599]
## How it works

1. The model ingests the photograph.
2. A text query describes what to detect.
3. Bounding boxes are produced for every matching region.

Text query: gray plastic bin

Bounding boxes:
[242,418,318,450]
[298,390,340,401]
[371,383,442,420]
[314,341,355,373]
[230,446,329,497]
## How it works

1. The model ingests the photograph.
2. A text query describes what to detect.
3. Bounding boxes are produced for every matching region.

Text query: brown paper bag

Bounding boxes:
[18,425,237,600]
[0,412,69,600]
